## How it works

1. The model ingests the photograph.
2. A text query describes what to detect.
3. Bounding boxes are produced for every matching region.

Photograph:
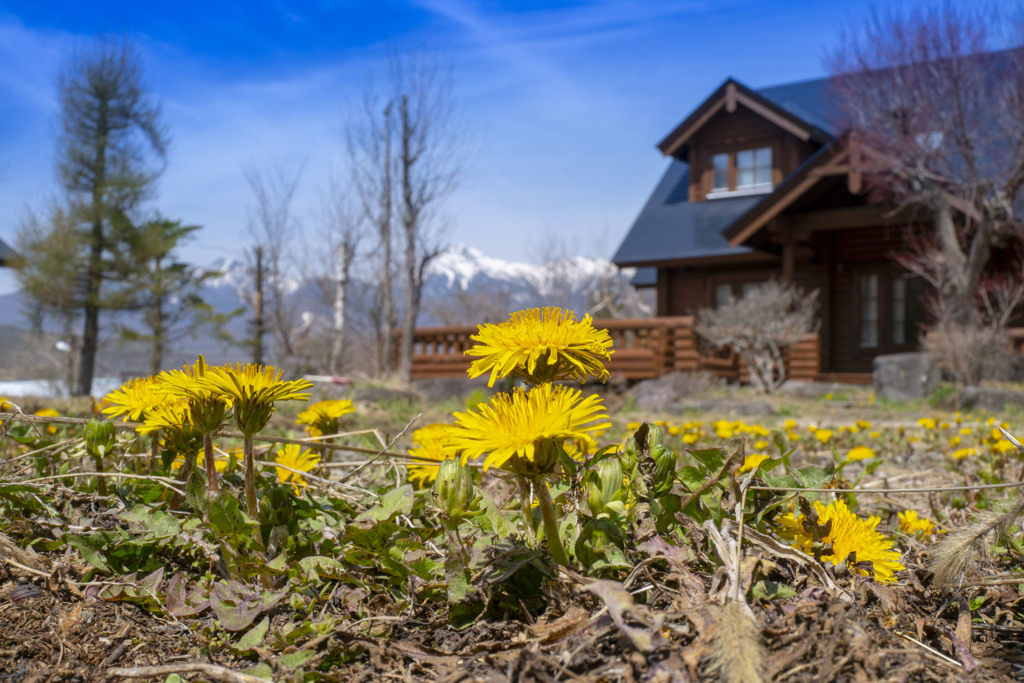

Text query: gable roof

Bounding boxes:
[611,159,762,267]
[614,75,838,269]
[658,77,833,159]
[0,237,17,267]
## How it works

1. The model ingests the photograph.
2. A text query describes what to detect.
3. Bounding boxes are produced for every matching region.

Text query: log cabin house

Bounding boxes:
[612,76,932,383]
[0,237,17,268]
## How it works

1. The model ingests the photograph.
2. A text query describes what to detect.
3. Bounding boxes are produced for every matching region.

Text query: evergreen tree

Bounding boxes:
[56,37,168,395]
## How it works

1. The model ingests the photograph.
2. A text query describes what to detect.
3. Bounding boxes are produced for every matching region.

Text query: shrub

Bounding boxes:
[696,281,819,394]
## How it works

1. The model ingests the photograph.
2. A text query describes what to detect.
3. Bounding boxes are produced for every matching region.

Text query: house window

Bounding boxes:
[715,283,734,308]
[860,274,879,348]
[707,147,773,197]
[736,147,772,189]
[740,281,761,299]
[712,153,729,191]
[892,278,906,345]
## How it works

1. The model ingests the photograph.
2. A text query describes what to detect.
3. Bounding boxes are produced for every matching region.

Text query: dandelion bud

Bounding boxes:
[433,458,476,522]
[586,457,623,517]
[650,445,677,496]
[646,424,665,448]
[84,418,116,457]
[260,486,294,528]
[574,518,623,568]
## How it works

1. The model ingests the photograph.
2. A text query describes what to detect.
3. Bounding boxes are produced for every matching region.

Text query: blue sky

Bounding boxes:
[0,0,965,294]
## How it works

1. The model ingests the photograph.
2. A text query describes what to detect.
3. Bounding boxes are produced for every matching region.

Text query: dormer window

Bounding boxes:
[737,148,772,188]
[707,146,773,198]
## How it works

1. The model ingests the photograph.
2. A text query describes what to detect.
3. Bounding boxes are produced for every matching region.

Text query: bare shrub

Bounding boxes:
[696,281,819,394]
[922,272,1023,387]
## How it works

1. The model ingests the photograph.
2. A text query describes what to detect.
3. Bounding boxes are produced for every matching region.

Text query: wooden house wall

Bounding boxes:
[656,224,917,375]
[687,106,817,202]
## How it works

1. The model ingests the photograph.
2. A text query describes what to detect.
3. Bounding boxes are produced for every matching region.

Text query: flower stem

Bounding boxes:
[204,433,219,493]
[243,434,258,516]
[533,476,570,566]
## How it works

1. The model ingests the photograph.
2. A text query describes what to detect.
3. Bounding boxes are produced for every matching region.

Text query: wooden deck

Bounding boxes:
[408,317,824,383]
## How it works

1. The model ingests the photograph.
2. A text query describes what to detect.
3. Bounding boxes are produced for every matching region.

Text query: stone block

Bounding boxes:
[872,353,940,401]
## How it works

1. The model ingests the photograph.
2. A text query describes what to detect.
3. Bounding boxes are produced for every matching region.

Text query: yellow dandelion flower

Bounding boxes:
[869,431,880,438]
[949,436,960,447]
[102,377,164,422]
[917,417,936,429]
[846,446,875,462]
[992,439,1016,455]
[952,447,976,459]
[0,397,10,411]
[754,440,769,450]
[855,420,872,430]
[776,499,904,583]
[738,452,770,474]
[448,383,610,473]
[682,433,699,445]
[814,429,834,444]
[295,399,356,437]
[407,423,455,487]
[898,510,936,537]
[34,408,60,435]
[783,419,798,431]
[960,427,973,436]
[153,356,232,433]
[173,449,229,474]
[196,362,312,436]
[987,417,997,427]
[273,443,320,490]
[464,307,614,386]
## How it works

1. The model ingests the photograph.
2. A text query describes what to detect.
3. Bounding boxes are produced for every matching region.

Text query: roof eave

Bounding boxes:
[657,78,825,159]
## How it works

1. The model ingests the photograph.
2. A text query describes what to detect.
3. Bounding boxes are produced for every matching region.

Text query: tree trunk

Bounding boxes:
[150,256,165,376]
[329,242,351,375]
[76,212,104,396]
[252,246,265,365]
[398,95,418,385]
[378,103,396,377]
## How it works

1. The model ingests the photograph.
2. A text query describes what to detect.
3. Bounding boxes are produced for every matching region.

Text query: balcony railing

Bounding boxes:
[407,317,822,383]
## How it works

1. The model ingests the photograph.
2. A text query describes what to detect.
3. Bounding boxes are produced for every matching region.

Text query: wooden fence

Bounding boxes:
[408,317,821,383]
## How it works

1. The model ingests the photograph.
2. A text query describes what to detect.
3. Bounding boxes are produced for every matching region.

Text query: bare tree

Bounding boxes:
[696,281,819,394]
[312,172,366,375]
[243,162,305,368]
[348,48,467,381]
[347,96,397,376]
[15,204,85,392]
[827,4,1024,326]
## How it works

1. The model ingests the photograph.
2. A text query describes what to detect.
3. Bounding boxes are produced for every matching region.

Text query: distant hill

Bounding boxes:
[0,245,647,377]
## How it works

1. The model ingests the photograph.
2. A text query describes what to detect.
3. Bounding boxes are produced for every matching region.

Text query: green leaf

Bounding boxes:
[357,485,414,523]
[676,466,705,493]
[277,650,317,669]
[232,616,269,653]
[751,579,797,602]
[687,447,726,474]
[210,581,284,632]
[298,556,346,581]
[475,490,517,537]
[763,473,801,490]
[795,464,834,489]
[63,535,112,573]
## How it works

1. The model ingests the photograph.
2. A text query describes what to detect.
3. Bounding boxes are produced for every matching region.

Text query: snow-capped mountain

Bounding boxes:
[0,245,646,374]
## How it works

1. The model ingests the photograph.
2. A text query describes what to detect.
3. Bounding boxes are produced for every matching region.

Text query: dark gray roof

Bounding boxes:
[756,77,834,135]
[615,75,836,269]
[0,238,16,266]
[612,159,761,266]
[630,267,656,287]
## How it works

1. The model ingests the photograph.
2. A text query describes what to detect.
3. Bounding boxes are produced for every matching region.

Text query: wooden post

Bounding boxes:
[782,241,795,284]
